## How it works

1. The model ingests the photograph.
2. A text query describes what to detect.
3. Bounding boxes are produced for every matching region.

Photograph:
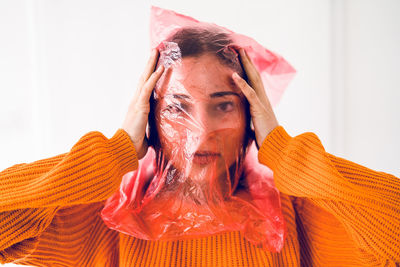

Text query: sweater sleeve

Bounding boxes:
[258,126,400,263]
[0,129,138,263]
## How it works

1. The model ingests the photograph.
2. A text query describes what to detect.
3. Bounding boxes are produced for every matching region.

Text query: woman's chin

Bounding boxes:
[192,163,226,179]
[167,157,230,185]
[192,154,220,165]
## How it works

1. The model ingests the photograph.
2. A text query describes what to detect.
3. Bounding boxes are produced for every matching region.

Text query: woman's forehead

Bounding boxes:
[157,54,242,99]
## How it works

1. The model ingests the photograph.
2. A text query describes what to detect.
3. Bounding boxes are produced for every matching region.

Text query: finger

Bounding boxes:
[138,49,159,89]
[139,65,165,103]
[238,48,262,89]
[240,49,259,79]
[232,72,263,109]
[156,66,173,96]
[238,48,271,107]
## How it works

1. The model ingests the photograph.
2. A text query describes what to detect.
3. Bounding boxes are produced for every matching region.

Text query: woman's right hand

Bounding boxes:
[122,49,165,159]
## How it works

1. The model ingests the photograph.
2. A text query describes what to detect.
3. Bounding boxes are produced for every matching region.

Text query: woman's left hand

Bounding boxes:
[232,48,279,148]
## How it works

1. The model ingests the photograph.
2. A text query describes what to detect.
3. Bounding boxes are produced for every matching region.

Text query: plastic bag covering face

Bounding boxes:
[101,6,292,252]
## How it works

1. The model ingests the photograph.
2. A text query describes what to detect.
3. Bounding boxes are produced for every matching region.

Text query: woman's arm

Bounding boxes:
[0,129,138,263]
[0,129,137,212]
[258,126,400,263]
[233,47,400,264]
[0,129,138,212]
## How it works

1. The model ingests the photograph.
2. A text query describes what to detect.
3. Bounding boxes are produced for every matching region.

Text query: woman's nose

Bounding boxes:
[189,107,219,136]
[184,110,220,153]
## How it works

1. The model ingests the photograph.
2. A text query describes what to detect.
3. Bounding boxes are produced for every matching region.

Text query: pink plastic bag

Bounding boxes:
[149,6,296,106]
[101,6,295,252]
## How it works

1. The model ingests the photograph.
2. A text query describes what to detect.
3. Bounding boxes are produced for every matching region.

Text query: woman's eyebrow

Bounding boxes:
[165,92,240,99]
[209,91,240,98]
[160,94,189,100]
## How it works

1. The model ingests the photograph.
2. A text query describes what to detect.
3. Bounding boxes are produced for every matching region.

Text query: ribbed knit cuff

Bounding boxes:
[107,129,138,174]
[257,126,292,170]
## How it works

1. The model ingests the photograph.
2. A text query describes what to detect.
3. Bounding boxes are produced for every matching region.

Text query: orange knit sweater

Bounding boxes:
[0,126,399,266]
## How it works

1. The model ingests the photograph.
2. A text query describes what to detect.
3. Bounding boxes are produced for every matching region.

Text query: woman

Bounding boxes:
[101,28,285,249]
[0,27,399,267]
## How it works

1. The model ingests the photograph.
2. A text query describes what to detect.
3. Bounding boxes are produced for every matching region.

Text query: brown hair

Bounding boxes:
[161,27,245,77]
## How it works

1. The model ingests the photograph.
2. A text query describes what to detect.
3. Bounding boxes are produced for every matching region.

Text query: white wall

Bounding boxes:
[344,0,400,174]
[0,0,399,266]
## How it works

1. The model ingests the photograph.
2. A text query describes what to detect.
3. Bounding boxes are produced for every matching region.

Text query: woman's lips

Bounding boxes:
[193,151,220,165]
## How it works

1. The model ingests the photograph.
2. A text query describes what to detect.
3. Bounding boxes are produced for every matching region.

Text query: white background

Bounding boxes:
[0,0,399,265]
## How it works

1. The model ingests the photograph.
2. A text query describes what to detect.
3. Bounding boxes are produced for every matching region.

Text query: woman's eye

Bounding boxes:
[165,103,186,113]
[216,101,234,112]
[166,104,181,113]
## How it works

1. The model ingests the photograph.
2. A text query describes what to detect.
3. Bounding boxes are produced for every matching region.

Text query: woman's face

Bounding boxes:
[154,54,247,186]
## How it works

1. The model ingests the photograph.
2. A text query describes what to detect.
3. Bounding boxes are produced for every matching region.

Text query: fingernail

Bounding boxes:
[232,72,240,79]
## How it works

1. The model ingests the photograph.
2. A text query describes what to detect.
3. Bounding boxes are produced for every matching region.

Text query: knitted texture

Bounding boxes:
[1,126,399,266]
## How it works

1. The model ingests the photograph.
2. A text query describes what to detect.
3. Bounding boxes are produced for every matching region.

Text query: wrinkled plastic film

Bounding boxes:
[158,41,182,69]
[101,6,294,252]
[149,6,296,106]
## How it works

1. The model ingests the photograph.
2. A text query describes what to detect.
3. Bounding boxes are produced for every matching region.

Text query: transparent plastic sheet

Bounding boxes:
[101,6,296,252]
[148,6,296,106]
